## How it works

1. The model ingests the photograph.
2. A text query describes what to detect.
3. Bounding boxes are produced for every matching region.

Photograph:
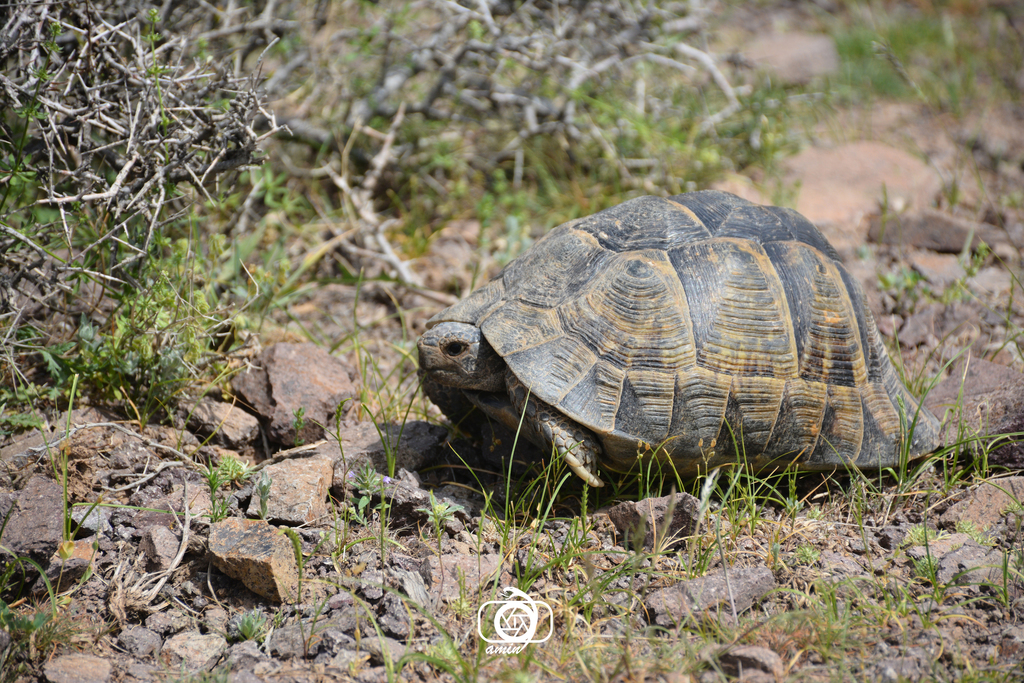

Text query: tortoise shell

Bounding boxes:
[425,190,941,475]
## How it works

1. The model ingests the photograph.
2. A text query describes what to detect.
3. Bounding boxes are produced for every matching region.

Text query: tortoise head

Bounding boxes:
[418,322,507,392]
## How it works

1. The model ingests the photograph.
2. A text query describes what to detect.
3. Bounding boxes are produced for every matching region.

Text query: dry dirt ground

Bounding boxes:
[5,11,1024,683]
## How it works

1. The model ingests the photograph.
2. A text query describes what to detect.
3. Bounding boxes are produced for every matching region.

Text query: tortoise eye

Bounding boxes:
[444,341,465,357]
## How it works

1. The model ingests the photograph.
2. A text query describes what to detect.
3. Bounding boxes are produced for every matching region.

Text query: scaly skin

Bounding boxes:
[505,370,605,487]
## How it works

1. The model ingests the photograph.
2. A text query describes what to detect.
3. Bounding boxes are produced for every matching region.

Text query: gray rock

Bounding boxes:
[925,358,1024,469]
[713,645,785,679]
[160,631,227,672]
[70,505,113,537]
[877,526,907,550]
[140,526,180,572]
[606,491,700,551]
[390,567,432,610]
[937,542,1005,587]
[225,640,279,674]
[872,649,930,682]
[379,592,411,638]
[209,518,299,602]
[2,475,64,565]
[267,623,310,659]
[319,628,355,655]
[644,567,776,628]
[358,570,385,601]
[423,553,502,603]
[347,634,408,666]
[187,398,261,451]
[329,420,448,487]
[119,626,162,657]
[145,610,190,636]
[231,342,360,447]
[43,653,112,683]
[897,302,980,348]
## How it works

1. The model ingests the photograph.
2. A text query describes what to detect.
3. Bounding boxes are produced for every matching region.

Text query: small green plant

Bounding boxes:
[280,528,307,603]
[292,407,306,446]
[794,544,821,566]
[954,519,990,545]
[255,470,273,521]
[417,490,466,549]
[236,610,269,642]
[200,463,230,524]
[904,524,948,548]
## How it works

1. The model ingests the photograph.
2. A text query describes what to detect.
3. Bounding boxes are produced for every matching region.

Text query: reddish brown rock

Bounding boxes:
[938,476,1024,530]
[606,492,701,551]
[924,357,1024,468]
[869,208,1006,253]
[246,454,333,525]
[232,343,360,447]
[187,398,261,452]
[1,475,64,565]
[783,142,941,255]
[209,518,299,602]
[43,653,112,683]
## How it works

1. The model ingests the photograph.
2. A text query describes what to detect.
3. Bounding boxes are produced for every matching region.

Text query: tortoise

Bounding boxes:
[417,190,941,487]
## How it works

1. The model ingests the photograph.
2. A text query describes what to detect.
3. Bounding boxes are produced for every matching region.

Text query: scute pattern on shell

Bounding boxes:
[427,191,941,475]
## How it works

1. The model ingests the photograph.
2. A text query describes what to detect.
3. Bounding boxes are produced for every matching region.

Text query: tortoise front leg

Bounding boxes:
[506,370,605,487]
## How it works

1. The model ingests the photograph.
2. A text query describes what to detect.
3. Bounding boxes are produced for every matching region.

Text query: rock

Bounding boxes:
[390,567,432,610]
[119,626,162,657]
[161,631,227,671]
[329,420,448,486]
[43,653,112,683]
[187,398,261,451]
[897,302,980,348]
[905,532,972,559]
[209,518,299,602]
[146,610,190,636]
[938,476,1024,530]
[924,358,1024,468]
[606,492,701,551]
[379,592,411,638]
[1,475,64,565]
[231,342,360,447]
[225,640,280,674]
[267,623,310,659]
[134,484,212,531]
[71,505,113,537]
[820,551,867,579]
[246,454,333,525]
[744,32,840,84]
[869,209,1006,253]
[423,553,502,603]
[644,567,776,628]
[36,553,92,595]
[877,526,907,550]
[936,542,1005,587]
[783,142,941,255]
[349,634,408,666]
[872,649,931,682]
[140,526,180,572]
[713,645,785,680]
